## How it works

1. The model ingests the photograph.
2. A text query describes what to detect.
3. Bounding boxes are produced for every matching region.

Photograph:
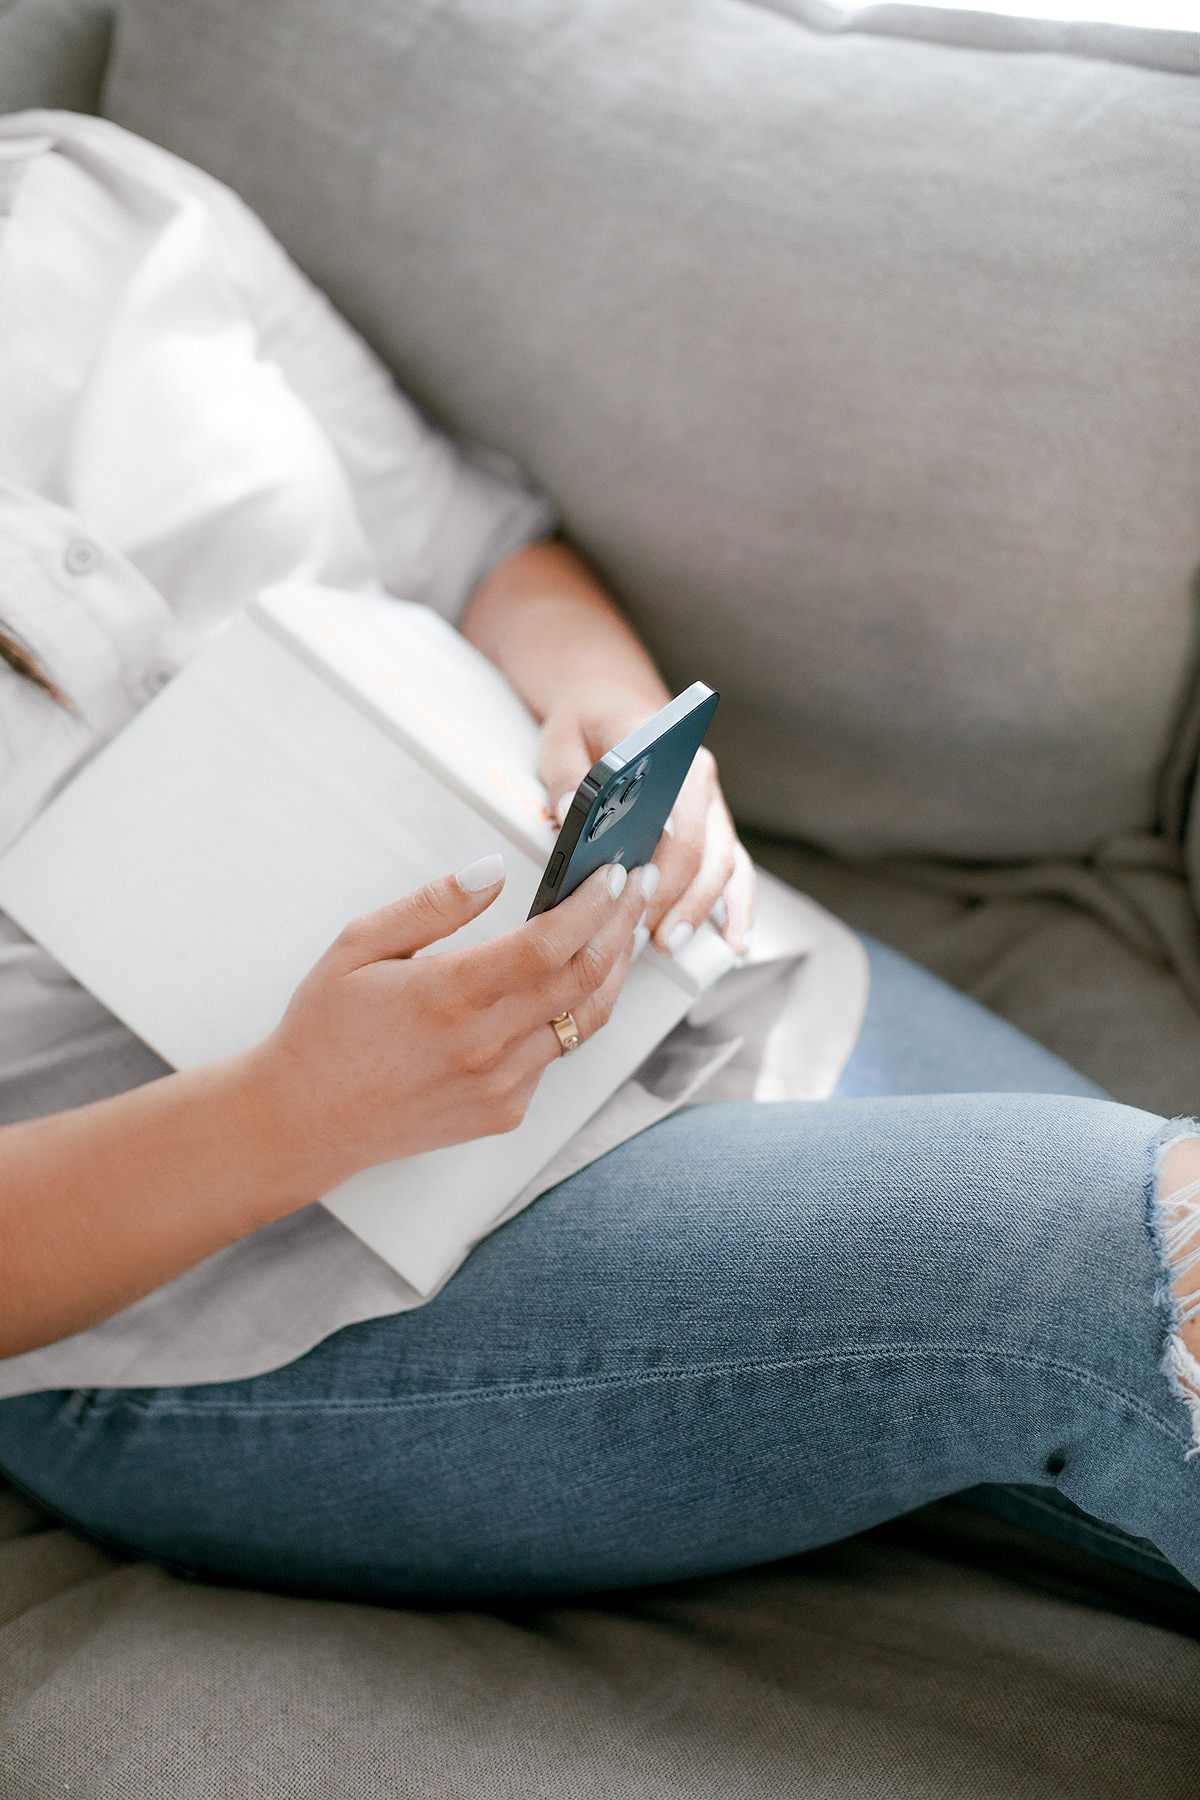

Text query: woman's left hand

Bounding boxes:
[538,693,756,958]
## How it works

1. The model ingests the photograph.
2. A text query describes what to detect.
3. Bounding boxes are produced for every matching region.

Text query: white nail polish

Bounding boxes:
[739,926,755,958]
[606,864,628,899]
[456,852,506,893]
[637,864,660,901]
[557,792,575,826]
[662,816,675,838]
[632,922,649,958]
[664,921,693,956]
[710,895,728,930]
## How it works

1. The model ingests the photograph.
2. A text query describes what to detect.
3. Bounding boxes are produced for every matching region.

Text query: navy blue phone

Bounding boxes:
[527,683,719,918]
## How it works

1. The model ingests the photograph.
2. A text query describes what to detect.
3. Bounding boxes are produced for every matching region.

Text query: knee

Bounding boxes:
[1156,1134,1200,1396]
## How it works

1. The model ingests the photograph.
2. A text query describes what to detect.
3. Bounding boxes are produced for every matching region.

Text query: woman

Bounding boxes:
[0,111,1198,1603]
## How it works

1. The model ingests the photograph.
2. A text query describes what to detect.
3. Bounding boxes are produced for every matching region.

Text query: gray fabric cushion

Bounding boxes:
[748,834,1200,1117]
[780,2,1200,77]
[0,0,112,112]
[105,0,1200,861]
[2,1478,1199,1800]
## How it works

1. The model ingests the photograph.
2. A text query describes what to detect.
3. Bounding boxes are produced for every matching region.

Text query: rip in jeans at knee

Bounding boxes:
[1149,1121,1200,1459]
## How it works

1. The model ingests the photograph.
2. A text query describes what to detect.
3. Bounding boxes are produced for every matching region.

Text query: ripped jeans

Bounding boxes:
[0,937,1197,1602]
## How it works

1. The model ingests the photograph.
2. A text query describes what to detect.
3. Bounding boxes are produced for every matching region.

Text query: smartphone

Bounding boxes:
[527,682,719,918]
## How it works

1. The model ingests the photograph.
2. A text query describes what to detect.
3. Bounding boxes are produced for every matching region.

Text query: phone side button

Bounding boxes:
[547,850,565,886]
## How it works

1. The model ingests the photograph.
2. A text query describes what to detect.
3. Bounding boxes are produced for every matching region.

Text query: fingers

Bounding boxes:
[638,753,754,957]
[327,854,506,971]
[538,699,666,830]
[460,881,647,1135]
[723,840,757,955]
[539,921,640,1058]
[465,860,642,1005]
[640,750,738,953]
[651,799,737,957]
[653,795,738,953]
[498,893,646,1102]
[639,761,710,941]
[530,859,651,1023]
[537,710,592,830]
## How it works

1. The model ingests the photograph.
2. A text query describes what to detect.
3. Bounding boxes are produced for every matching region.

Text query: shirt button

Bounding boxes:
[134,659,176,702]
[64,537,100,576]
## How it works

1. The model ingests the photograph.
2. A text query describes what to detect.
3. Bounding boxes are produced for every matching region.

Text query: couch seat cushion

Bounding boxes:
[2,1475,1199,1800]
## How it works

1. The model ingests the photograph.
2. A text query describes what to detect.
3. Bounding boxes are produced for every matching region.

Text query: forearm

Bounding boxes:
[461,538,669,722]
[0,1051,302,1358]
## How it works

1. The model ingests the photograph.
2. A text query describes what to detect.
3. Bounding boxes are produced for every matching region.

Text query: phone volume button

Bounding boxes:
[547,850,565,884]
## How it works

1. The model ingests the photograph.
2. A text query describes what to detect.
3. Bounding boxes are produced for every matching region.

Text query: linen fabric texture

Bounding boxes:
[0,111,556,847]
[104,0,1200,869]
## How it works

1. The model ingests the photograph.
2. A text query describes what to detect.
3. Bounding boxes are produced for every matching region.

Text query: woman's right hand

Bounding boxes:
[247,852,650,1195]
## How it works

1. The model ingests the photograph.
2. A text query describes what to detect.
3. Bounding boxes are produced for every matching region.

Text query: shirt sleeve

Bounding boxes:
[0,477,174,857]
[196,175,557,623]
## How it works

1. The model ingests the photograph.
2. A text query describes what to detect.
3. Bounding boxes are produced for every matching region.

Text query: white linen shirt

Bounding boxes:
[0,111,556,854]
[0,112,868,1399]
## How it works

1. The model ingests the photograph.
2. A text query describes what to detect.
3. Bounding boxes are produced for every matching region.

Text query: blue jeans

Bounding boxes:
[0,939,1196,1602]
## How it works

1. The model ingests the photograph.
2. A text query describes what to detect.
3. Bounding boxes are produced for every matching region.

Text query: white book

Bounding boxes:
[0,584,735,1294]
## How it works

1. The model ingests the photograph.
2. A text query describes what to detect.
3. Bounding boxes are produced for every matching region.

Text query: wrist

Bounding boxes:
[205,1042,334,1228]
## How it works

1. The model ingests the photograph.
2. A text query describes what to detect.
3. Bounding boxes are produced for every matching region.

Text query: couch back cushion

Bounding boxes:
[104,0,1200,859]
[0,0,112,113]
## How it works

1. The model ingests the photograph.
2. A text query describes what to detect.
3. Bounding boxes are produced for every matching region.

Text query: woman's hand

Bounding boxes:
[248,852,650,1194]
[461,537,755,955]
[539,696,756,959]
[0,853,648,1358]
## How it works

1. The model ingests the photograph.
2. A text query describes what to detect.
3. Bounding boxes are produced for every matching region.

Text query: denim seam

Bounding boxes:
[108,1344,1194,1454]
[987,1486,1176,1566]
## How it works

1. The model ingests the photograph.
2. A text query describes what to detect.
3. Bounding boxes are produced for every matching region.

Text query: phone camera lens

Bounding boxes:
[587,764,649,842]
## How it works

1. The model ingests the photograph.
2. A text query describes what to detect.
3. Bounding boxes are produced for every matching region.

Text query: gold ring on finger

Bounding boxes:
[549,1011,582,1057]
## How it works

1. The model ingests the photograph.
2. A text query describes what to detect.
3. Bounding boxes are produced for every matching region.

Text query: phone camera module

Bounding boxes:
[587,754,652,843]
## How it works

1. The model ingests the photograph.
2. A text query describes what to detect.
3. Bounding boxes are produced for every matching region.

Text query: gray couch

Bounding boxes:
[3,1,1200,1793]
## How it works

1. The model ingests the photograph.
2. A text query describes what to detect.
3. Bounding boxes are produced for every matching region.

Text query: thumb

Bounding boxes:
[330,854,506,968]
[538,711,592,827]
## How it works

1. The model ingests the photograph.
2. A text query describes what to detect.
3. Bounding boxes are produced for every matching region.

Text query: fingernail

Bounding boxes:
[739,926,755,958]
[664,921,693,956]
[710,895,728,930]
[632,922,650,958]
[637,864,660,901]
[662,816,675,837]
[557,792,575,826]
[456,852,506,893]
[606,864,628,899]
